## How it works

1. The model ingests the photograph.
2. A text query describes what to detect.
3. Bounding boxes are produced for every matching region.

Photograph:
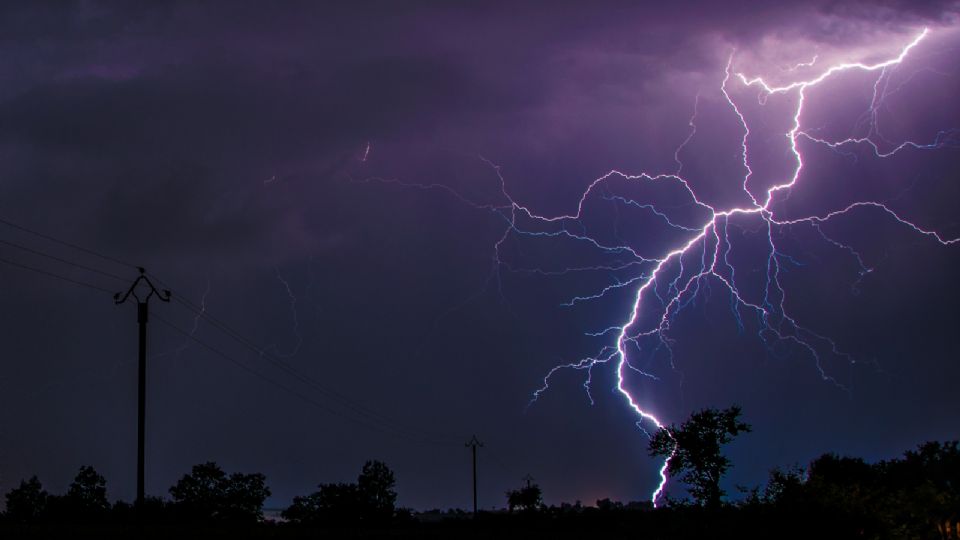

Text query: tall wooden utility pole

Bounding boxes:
[114,268,170,509]
[465,435,483,517]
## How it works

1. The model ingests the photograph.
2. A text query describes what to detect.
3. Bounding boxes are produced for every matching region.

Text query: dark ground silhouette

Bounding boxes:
[2,409,957,539]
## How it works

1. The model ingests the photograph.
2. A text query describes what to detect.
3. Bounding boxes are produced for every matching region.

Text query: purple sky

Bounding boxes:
[0,1,958,510]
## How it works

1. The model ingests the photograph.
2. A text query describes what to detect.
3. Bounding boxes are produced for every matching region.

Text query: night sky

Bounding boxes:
[1,1,958,511]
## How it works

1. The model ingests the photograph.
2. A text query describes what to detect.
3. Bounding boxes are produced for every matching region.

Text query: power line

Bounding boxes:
[0,238,128,283]
[152,275,461,446]
[0,215,136,270]
[484,444,520,477]
[175,297,460,446]
[0,254,115,294]
[0,217,461,447]
[151,312,456,447]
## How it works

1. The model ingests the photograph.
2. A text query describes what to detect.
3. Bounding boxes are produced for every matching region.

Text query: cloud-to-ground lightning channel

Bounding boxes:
[363,28,958,505]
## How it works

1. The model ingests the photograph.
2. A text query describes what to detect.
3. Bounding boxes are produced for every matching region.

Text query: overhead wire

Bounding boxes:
[0,215,138,271]
[163,290,462,447]
[0,214,464,447]
[0,254,116,294]
[0,237,129,283]
[151,311,457,447]
[148,270,463,446]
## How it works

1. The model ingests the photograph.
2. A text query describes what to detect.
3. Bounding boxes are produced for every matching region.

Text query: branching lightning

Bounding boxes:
[173,275,211,361]
[261,266,304,360]
[363,28,958,505]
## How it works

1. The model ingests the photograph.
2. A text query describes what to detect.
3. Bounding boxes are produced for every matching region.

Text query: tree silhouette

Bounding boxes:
[648,405,751,507]
[358,460,397,523]
[907,440,959,537]
[795,454,880,536]
[284,483,362,525]
[67,465,109,514]
[878,441,959,539]
[756,442,960,539]
[283,460,398,526]
[169,462,270,522]
[506,484,543,513]
[39,465,113,522]
[3,476,48,523]
[763,465,805,506]
[223,470,271,522]
[281,492,318,524]
[595,497,624,512]
[170,462,227,520]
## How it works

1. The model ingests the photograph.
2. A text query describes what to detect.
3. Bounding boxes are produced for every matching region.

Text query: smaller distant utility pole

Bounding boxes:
[114,268,170,510]
[465,435,484,517]
[522,474,535,488]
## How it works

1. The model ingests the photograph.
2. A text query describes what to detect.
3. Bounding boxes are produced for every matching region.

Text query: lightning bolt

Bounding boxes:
[262,266,303,359]
[172,275,212,361]
[146,274,212,364]
[362,27,958,505]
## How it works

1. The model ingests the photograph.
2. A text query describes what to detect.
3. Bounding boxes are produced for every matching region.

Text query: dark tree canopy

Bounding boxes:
[358,460,397,522]
[283,460,398,525]
[506,484,543,513]
[0,440,956,538]
[753,441,960,539]
[169,462,270,523]
[649,405,751,507]
[3,476,48,524]
[884,440,960,537]
[3,466,111,524]
[283,483,361,525]
[66,465,109,514]
[169,462,228,520]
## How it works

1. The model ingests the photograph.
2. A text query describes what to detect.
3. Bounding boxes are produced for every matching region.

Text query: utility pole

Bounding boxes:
[114,268,170,510]
[465,435,483,517]
[522,473,535,489]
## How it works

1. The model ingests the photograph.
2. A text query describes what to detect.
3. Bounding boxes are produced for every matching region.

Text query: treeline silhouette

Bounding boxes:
[1,417,957,538]
[2,461,272,528]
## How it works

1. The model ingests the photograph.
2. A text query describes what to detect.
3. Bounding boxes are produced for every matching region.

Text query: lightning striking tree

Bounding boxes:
[648,405,751,507]
[363,27,957,504]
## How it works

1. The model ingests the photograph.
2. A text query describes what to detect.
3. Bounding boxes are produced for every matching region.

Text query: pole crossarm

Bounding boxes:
[114,267,171,306]
[465,435,484,449]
